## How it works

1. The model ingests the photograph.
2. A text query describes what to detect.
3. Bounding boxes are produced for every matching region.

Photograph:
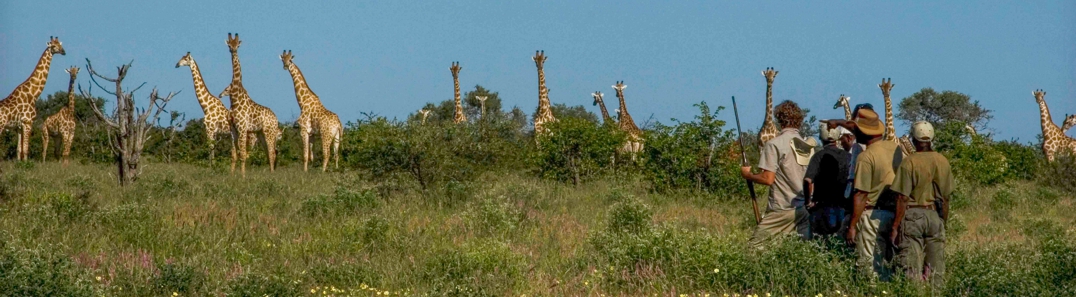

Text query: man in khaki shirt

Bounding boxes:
[741,101,810,248]
[846,108,899,280]
[891,121,953,286]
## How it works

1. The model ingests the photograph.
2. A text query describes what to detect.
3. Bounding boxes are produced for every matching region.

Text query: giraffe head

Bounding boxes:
[532,50,547,68]
[591,91,604,106]
[761,67,778,83]
[612,81,627,98]
[175,52,195,68]
[450,61,461,78]
[280,50,295,69]
[476,96,488,104]
[225,33,242,53]
[65,66,79,77]
[1033,89,1046,104]
[833,94,849,110]
[47,36,65,55]
[1062,114,1076,131]
[879,78,894,96]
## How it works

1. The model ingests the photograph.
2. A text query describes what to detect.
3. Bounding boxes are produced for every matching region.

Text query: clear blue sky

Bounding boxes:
[2,1,1073,142]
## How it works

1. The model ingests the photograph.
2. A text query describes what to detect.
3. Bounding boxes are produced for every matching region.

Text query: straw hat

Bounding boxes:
[854,109,885,136]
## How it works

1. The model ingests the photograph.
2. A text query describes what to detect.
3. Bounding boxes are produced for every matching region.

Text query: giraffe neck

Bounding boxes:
[1038,99,1061,138]
[763,81,774,127]
[224,50,250,107]
[13,49,55,102]
[842,102,852,120]
[884,92,896,139]
[286,63,320,111]
[596,98,612,123]
[185,60,226,113]
[536,65,551,115]
[66,71,76,110]
[616,91,637,131]
[453,74,464,122]
[229,50,243,84]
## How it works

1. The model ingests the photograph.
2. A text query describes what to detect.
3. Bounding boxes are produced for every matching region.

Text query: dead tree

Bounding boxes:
[79,58,176,186]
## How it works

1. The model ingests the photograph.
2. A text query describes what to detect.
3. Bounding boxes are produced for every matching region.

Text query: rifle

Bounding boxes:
[731,96,762,224]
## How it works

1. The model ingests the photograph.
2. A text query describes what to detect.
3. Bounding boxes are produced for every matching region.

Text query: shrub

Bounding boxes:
[642,102,745,195]
[992,140,1040,180]
[535,117,623,185]
[0,245,93,297]
[1038,155,1076,194]
[151,262,204,295]
[606,197,652,234]
[421,241,525,296]
[465,196,523,237]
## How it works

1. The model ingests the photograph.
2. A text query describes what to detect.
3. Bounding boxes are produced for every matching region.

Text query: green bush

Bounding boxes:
[0,245,93,297]
[606,197,652,234]
[421,241,525,296]
[1038,155,1076,194]
[535,117,623,185]
[992,140,1040,180]
[465,196,523,237]
[151,262,204,295]
[642,102,744,195]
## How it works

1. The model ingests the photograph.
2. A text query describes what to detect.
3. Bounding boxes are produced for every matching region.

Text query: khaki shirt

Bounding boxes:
[892,151,954,206]
[853,140,899,206]
[758,128,807,211]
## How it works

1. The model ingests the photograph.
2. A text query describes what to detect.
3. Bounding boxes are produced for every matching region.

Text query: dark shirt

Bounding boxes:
[805,144,851,210]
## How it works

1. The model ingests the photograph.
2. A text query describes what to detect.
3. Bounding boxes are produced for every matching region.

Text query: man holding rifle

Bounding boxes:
[740,100,811,248]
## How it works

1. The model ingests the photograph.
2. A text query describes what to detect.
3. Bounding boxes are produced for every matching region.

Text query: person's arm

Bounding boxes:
[741,168,776,186]
[804,178,814,208]
[847,190,867,244]
[803,153,822,209]
[890,194,908,245]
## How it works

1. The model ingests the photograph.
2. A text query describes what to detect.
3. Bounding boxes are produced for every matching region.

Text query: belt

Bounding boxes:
[908,204,936,210]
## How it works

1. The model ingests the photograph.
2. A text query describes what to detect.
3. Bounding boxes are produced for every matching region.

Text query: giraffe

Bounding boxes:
[532,50,556,139]
[217,33,280,176]
[1,36,64,161]
[419,109,431,125]
[280,50,342,172]
[833,94,852,120]
[176,52,236,165]
[613,81,644,161]
[1033,90,1076,161]
[757,67,779,147]
[592,91,614,124]
[41,66,78,165]
[477,95,490,117]
[1061,114,1076,134]
[879,78,898,141]
[450,61,466,124]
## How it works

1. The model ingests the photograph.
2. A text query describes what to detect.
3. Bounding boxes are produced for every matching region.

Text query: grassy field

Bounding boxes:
[1,161,1074,296]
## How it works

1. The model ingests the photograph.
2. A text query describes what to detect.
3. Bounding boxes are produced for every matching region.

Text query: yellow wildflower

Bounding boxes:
[311,288,317,293]
[173,293,178,297]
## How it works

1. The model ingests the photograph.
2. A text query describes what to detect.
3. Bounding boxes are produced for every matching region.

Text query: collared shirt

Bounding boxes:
[846,143,866,197]
[805,144,851,209]
[854,140,899,206]
[893,151,954,206]
[758,128,807,211]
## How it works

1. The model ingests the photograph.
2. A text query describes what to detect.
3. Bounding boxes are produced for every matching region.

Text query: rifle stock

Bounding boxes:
[731,96,762,224]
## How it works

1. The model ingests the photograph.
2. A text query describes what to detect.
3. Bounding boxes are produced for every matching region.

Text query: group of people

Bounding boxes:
[739,100,953,285]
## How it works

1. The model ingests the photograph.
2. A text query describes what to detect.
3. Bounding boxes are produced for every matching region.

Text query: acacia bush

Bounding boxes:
[642,102,745,195]
[535,118,623,185]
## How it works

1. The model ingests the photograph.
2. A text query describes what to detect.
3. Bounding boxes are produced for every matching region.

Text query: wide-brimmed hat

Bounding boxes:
[854,109,885,136]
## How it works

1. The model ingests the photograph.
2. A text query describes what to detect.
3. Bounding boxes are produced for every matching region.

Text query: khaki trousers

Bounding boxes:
[748,206,810,249]
[855,209,895,280]
[897,208,945,286]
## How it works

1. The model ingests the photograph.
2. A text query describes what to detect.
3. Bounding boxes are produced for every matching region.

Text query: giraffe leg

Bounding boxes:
[321,132,331,172]
[21,121,32,161]
[238,130,248,177]
[62,132,73,167]
[334,131,341,169]
[208,132,216,163]
[41,125,49,162]
[266,130,278,173]
[301,129,310,172]
[229,131,238,174]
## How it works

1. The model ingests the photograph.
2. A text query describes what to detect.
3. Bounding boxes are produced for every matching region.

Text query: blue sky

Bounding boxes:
[2,1,1073,142]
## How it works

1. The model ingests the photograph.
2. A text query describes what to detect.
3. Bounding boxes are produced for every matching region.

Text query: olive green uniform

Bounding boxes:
[892,151,953,285]
[852,140,899,280]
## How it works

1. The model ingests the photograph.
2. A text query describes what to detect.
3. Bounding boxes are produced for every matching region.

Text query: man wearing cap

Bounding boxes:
[890,121,953,286]
[846,108,900,280]
[741,101,810,248]
[804,123,853,237]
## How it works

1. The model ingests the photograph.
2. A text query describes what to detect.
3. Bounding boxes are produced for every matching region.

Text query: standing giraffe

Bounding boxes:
[217,33,281,176]
[1,37,64,161]
[476,96,488,119]
[613,81,644,161]
[450,62,466,124]
[833,94,852,120]
[592,91,614,124]
[1033,90,1076,161]
[1061,114,1076,134]
[879,78,898,141]
[176,52,235,165]
[757,67,779,147]
[532,50,556,139]
[419,109,431,125]
[280,50,342,172]
[41,66,79,165]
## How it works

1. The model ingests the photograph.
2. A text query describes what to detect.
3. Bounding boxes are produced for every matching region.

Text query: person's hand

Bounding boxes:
[889,229,900,246]
[740,166,752,179]
[807,201,817,210]
[846,228,857,246]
